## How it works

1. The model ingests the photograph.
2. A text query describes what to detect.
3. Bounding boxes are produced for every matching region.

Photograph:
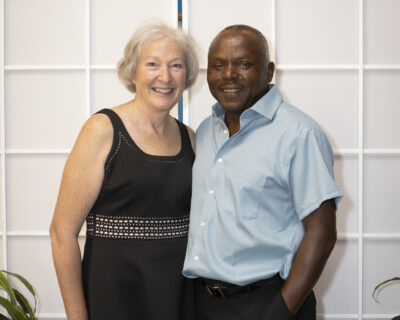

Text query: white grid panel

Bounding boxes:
[183,0,400,319]
[0,0,177,318]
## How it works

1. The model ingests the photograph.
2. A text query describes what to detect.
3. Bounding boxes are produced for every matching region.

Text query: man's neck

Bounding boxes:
[224,112,241,137]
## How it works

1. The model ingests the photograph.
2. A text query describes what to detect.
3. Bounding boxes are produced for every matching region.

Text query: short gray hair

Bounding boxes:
[117,21,199,93]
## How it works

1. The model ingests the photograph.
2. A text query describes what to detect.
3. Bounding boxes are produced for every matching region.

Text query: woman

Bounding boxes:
[50,22,199,320]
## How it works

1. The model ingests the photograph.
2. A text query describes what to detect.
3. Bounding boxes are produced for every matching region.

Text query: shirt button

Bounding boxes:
[217,158,223,163]
[209,189,215,195]
[223,129,228,134]
[194,256,199,261]
[200,222,206,227]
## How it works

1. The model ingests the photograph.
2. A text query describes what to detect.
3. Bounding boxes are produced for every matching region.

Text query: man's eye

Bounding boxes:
[212,63,223,69]
[240,62,250,68]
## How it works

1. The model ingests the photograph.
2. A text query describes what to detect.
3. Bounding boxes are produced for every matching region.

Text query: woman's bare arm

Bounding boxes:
[49,114,113,320]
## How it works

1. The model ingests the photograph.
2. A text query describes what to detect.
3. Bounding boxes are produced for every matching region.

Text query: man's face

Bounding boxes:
[207,30,274,115]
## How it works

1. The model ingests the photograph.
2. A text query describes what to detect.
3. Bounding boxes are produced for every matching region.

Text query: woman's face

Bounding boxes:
[133,38,186,113]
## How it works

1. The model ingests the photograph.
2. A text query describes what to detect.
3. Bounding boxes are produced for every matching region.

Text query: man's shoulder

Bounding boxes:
[196,115,214,134]
[276,101,323,134]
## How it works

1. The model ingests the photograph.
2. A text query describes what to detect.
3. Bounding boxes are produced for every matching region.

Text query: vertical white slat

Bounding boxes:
[171,0,178,28]
[270,0,276,65]
[85,0,91,118]
[358,0,364,319]
[0,0,8,271]
[182,0,190,125]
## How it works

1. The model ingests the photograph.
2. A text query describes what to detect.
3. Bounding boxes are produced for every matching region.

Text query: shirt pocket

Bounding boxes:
[221,169,266,220]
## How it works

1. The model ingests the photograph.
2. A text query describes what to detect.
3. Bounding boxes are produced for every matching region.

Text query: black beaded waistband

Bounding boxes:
[86,213,189,240]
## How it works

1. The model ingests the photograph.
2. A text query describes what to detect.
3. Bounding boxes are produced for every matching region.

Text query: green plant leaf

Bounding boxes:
[0,271,36,314]
[14,289,34,318]
[0,314,12,320]
[0,272,17,305]
[0,271,35,300]
[372,277,400,302]
[0,297,26,320]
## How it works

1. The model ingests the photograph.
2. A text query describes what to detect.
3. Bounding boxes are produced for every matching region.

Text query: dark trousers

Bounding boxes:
[195,277,316,320]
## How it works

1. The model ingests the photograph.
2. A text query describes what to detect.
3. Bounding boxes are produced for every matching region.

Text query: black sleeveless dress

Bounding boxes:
[82,109,196,320]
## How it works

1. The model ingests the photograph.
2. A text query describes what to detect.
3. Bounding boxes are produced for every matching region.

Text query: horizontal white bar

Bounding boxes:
[363,233,400,239]
[318,314,358,319]
[277,64,359,70]
[362,315,400,319]
[90,64,116,70]
[1,231,398,239]
[334,149,359,155]
[364,149,400,155]
[37,313,66,319]
[5,65,86,71]
[319,314,400,319]
[5,64,400,72]
[5,149,70,154]
[337,233,400,239]
[3,148,398,156]
[5,231,86,237]
[335,149,400,155]
[5,64,116,71]
[364,64,400,70]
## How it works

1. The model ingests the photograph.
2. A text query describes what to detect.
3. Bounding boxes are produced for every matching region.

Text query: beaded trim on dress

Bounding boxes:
[86,213,189,240]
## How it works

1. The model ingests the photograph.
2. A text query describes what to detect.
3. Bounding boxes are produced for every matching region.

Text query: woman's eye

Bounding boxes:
[172,63,183,69]
[147,62,158,68]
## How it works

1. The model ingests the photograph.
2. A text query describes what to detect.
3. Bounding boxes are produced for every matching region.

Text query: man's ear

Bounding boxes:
[267,61,275,84]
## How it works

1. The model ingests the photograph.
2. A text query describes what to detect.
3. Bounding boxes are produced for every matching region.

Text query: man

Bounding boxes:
[183,25,342,320]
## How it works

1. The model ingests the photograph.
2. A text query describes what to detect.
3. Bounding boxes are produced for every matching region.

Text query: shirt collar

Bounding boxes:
[212,84,283,121]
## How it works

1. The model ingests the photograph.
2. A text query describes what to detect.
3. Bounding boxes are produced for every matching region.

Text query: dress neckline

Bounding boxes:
[108,108,186,160]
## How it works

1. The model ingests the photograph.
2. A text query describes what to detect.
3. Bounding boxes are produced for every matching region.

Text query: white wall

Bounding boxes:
[1,0,399,319]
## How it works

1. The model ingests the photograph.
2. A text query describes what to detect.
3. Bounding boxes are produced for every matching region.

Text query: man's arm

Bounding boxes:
[281,199,337,314]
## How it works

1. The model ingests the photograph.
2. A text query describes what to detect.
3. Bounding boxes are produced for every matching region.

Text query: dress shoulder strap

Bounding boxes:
[95,108,125,133]
[175,119,195,156]
[95,108,128,173]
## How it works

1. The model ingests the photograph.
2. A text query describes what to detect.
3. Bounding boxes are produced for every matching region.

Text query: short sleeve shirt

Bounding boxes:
[182,85,342,285]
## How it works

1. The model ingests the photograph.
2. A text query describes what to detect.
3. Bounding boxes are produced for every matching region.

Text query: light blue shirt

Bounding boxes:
[183,85,342,285]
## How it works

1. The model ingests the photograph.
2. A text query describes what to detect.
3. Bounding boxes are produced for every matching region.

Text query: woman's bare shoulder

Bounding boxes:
[70,112,114,158]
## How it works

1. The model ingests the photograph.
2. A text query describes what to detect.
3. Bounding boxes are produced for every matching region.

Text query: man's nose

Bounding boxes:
[222,65,238,80]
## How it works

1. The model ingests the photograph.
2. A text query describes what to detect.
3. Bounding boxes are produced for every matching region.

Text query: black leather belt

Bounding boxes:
[200,274,282,298]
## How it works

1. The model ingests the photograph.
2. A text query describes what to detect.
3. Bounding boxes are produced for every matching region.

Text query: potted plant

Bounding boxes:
[0,270,37,319]
[372,276,400,320]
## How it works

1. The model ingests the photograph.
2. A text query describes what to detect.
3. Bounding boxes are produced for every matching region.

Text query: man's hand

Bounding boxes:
[281,199,337,314]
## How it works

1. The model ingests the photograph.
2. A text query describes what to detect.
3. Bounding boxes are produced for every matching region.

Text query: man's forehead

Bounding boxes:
[215,29,257,44]
[209,30,262,56]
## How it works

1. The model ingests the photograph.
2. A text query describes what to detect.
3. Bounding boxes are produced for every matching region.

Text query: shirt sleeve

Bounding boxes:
[288,128,342,220]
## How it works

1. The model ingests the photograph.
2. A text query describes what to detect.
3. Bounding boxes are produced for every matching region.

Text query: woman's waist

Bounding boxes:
[86,212,190,240]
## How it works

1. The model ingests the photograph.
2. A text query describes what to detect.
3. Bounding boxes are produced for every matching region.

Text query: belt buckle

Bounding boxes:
[206,284,226,298]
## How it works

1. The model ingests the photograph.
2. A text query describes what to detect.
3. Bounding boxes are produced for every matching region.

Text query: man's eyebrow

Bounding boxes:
[209,55,253,61]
